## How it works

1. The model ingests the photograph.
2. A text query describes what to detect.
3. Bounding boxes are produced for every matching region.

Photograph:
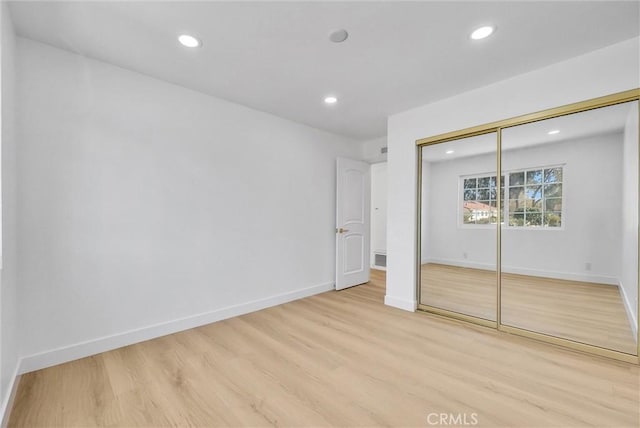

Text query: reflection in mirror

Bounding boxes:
[500,101,639,355]
[420,133,497,321]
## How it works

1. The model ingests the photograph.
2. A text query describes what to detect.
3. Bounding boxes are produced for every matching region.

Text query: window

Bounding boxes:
[461,166,563,228]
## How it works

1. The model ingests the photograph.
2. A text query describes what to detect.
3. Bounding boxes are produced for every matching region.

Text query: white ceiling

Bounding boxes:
[422,100,636,162]
[8,1,640,140]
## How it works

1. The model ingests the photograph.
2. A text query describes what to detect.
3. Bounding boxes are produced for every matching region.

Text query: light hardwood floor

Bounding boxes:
[421,263,637,354]
[10,269,640,427]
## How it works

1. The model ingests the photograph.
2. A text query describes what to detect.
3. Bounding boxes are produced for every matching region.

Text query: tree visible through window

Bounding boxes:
[461,166,563,228]
[508,167,563,227]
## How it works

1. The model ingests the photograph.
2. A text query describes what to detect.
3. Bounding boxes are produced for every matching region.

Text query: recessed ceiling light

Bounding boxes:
[548,130,560,135]
[178,34,201,48]
[324,96,338,104]
[445,150,455,154]
[329,29,349,43]
[470,26,495,40]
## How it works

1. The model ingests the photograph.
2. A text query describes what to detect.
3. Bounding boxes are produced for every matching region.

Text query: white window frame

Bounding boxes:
[459,164,565,230]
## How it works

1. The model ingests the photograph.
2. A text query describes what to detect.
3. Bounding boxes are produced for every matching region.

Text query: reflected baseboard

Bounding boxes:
[423,258,618,285]
[619,280,639,342]
[423,258,493,272]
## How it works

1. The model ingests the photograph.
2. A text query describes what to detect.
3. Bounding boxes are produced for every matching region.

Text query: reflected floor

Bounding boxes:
[420,263,637,354]
[420,263,497,321]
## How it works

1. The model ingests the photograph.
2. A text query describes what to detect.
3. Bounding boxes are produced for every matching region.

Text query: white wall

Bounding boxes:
[370,162,387,268]
[0,1,19,422]
[362,136,387,164]
[16,38,362,372]
[386,37,640,311]
[422,133,623,284]
[621,103,639,335]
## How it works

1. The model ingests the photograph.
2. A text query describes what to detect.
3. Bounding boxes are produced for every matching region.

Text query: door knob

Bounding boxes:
[337,227,349,234]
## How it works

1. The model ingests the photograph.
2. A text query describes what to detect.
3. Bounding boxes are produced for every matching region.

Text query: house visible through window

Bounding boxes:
[461,166,563,228]
[462,174,504,225]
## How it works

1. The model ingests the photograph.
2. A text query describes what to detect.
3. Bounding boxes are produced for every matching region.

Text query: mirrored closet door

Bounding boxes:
[419,133,498,323]
[500,101,639,355]
[417,90,639,362]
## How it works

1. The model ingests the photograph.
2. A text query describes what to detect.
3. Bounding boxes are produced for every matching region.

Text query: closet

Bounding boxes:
[417,90,640,362]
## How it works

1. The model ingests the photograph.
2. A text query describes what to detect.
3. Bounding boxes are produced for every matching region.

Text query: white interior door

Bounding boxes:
[336,157,370,290]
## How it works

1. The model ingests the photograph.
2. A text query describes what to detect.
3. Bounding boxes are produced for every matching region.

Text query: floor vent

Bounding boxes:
[374,253,387,268]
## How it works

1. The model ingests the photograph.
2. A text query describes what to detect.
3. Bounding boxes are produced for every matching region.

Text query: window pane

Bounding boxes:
[510,172,525,185]
[544,168,563,183]
[489,176,497,188]
[478,188,490,200]
[544,212,562,227]
[526,169,543,185]
[463,189,477,201]
[526,186,542,199]
[478,177,491,188]
[500,175,505,187]
[545,197,562,211]
[509,186,524,201]
[463,207,474,224]
[477,201,492,215]
[464,178,477,189]
[508,199,522,212]
[544,183,562,197]
[526,199,542,210]
[509,213,524,226]
[526,212,542,226]
[464,201,494,224]
[477,213,491,224]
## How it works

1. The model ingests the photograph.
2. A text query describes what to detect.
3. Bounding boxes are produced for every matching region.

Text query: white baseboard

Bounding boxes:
[619,280,638,341]
[504,266,618,286]
[19,281,334,374]
[425,258,618,285]
[426,258,493,271]
[0,364,21,428]
[384,295,416,312]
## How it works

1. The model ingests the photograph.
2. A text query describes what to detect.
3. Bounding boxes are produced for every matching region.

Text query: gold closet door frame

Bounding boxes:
[416,88,640,364]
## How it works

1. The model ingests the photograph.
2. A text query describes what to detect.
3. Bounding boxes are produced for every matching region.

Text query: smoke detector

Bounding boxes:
[329,29,349,43]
